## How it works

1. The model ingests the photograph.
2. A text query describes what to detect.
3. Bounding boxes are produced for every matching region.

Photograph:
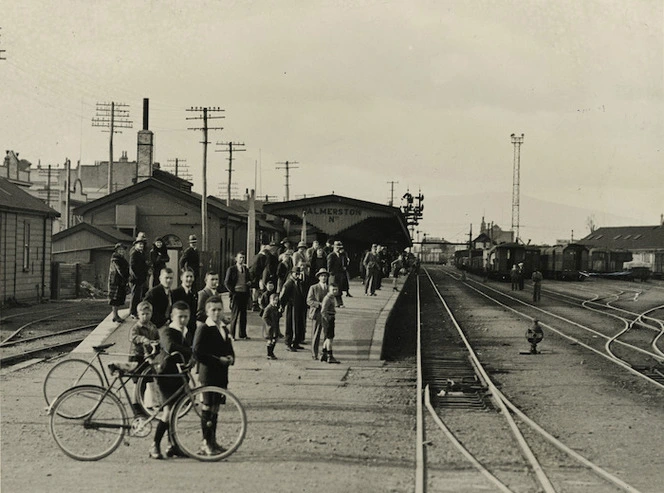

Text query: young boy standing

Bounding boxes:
[150,301,192,460]
[128,301,159,363]
[262,293,281,360]
[258,279,276,317]
[192,296,235,456]
[320,283,340,364]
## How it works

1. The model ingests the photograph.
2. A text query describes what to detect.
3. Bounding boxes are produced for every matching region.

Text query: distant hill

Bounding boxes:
[420,191,643,246]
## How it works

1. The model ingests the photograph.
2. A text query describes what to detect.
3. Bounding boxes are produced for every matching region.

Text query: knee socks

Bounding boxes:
[201,410,213,443]
[154,420,168,446]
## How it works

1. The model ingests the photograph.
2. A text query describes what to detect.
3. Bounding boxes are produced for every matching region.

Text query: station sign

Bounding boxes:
[279,203,392,235]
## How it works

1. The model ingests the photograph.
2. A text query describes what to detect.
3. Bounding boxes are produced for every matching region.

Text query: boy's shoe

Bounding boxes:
[198,441,216,456]
[267,354,278,360]
[165,444,187,458]
[327,356,340,364]
[320,353,328,362]
[149,444,163,460]
[286,345,298,352]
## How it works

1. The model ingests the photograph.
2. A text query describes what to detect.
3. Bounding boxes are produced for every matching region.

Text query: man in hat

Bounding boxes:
[306,268,329,360]
[327,241,344,308]
[180,234,200,290]
[293,241,308,275]
[277,238,292,258]
[249,241,275,311]
[129,238,150,318]
[279,262,307,351]
[149,237,170,288]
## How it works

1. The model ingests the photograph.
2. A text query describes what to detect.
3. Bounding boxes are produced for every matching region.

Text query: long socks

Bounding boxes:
[154,420,168,446]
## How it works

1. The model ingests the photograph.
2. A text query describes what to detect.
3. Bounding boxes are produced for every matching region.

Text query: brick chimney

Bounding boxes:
[136,98,154,182]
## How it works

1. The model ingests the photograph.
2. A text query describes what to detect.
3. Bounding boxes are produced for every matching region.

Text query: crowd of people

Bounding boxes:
[107,232,415,460]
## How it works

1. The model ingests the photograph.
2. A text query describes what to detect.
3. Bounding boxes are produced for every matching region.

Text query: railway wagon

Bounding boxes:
[588,248,633,273]
[487,243,525,280]
[540,243,589,280]
[454,249,484,272]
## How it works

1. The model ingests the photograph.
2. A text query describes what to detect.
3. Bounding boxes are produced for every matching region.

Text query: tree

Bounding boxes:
[586,215,597,233]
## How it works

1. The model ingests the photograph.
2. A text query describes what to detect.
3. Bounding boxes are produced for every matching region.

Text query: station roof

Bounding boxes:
[579,225,664,250]
[0,177,59,217]
[263,194,412,248]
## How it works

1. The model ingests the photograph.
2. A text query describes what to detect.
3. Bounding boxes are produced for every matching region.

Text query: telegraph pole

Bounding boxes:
[216,142,246,206]
[387,180,399,206]
[166,158,191,181]
[510,133,524,243]
[92,102,132,195]
[187,107,224,253]
[275,160,299,201]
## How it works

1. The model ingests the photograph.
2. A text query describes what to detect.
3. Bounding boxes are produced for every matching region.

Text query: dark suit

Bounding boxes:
[129,249,149,316]
[196,287,219,322]
[193,322,234,389]
[279,274,307,347]
[327,251,344,306]
[144,284,172,328]
[179,246,200,288]
[154,326,191,400]
[171,286,199,345]
[224,264,251,338]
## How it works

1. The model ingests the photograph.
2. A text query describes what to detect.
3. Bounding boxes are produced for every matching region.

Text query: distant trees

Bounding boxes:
[586,215,597,233]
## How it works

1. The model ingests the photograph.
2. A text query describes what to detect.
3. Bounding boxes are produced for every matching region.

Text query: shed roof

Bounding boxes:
[0,177,59,217]
[52,222,135,245]
[579,225,664,250]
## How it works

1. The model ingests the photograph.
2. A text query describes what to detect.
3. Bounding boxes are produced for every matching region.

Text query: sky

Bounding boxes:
[2,0,662,245]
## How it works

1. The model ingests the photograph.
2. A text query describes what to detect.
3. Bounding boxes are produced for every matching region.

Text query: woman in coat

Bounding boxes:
[149,237,170,287]
[108,243,130,323]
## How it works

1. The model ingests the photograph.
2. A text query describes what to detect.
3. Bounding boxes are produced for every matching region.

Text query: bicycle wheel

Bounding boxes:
[43,359,104,410]
[170,386,246,462]
[133,365,152,415]
[50,385,127,461]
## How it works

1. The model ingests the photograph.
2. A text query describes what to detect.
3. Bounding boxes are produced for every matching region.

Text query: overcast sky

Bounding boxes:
[2,0,662,244]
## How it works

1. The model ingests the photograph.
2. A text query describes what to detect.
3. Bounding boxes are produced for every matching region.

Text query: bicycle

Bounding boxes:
[43,342,152,417]
[48,352,247,462]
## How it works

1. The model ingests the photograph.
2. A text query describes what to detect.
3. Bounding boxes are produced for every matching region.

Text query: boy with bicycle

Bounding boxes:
[150,301,193,460]
[192,296,235,456]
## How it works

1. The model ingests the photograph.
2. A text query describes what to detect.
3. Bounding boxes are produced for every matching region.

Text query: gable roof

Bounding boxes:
[52,222,135,244]
[579,225,664,250]
[73,176,245,221]
[0,177,59,217]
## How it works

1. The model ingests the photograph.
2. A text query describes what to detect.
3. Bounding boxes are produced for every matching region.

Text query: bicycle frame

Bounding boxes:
[73,366,198,434]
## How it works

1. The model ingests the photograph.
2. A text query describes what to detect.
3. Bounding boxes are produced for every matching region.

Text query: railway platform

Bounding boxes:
[0,279,418,493]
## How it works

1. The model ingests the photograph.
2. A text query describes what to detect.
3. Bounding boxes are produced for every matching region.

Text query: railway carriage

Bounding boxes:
[540,243,589,280]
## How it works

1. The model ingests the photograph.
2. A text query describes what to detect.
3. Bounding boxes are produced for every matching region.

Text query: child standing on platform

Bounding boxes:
[258,279,276,317]
[192,296,235,456]
[262,293,281,360]
[128,301,159,363]
[320,283,340,364]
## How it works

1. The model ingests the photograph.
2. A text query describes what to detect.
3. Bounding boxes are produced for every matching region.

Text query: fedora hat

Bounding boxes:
[188,234,197,243]
[316,268,329,277]
[297,241,307,249]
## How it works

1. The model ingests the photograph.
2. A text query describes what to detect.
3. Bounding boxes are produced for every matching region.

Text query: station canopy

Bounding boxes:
[263,194,412,250]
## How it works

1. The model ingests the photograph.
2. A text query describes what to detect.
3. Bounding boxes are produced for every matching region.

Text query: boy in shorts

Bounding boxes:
[192,296,235,456]
[262,293,281,360]
[128,301,159,363]
[320,283,340,364]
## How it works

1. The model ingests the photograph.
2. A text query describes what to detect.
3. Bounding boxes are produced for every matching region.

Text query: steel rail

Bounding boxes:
[423,268,557,493]
[415,274,425,493]
[0,307,85,347]
[423,385,515,493]
[426,267,645,493]
[442,269,664,390]
[0,324,96,347]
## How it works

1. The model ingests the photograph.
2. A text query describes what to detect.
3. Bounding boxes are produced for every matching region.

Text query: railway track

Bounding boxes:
[443,268,664,390]
[416,268,643,493]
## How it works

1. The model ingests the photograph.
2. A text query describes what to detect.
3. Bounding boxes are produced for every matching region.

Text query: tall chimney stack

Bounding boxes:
[136,98,154,182]
[143,98,149,130]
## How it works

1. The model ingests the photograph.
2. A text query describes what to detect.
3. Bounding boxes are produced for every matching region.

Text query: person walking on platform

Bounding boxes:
[532,268,543,302]
[339,246,352,297]
[129,239,150,318]
[518,263,525,291]
[145,268,174,328]
[363,244,380,296]
[279,266,307,351]
[327,241,345,307]
[225,252,251,339]
[390,253,406,292]
[510,264,519,291]
[307,268,329,361]
[149,238,170,288]
[108,243,130,323]
[172,268,199,346]
[180,235,200,289]
[320,283,340,364]
[192,296,235,456]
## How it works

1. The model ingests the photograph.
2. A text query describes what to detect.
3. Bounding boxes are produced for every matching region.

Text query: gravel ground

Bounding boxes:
[421,266,664,493]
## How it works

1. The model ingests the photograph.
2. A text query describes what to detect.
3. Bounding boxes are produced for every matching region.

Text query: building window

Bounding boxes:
[613,235,622,240]
[623,234,632,240]
[23,221,30,272]
[633,234,642,240]
[595,234,603,239]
